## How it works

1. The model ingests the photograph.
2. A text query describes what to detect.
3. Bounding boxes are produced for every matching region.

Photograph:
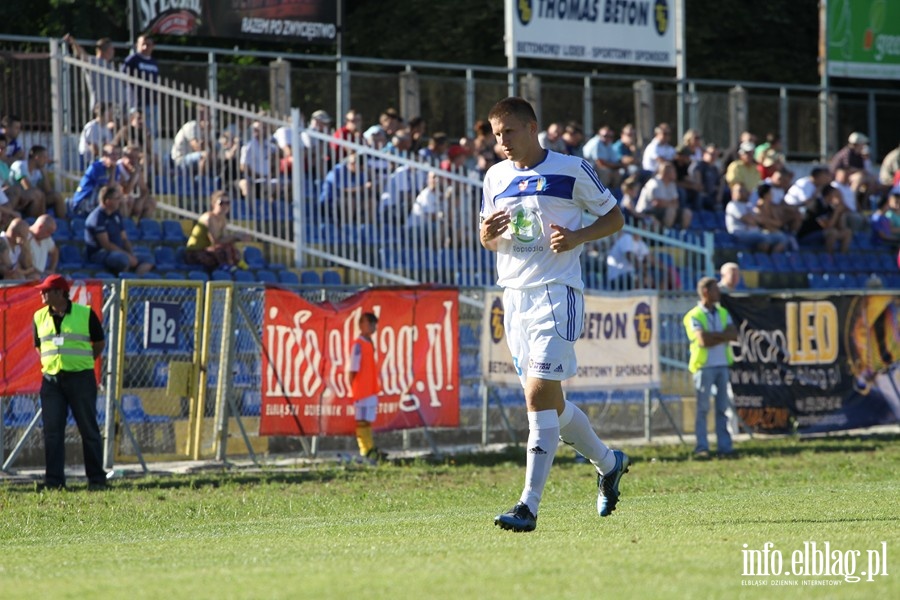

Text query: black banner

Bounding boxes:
[134,0,338,44]
[722,294,900,434]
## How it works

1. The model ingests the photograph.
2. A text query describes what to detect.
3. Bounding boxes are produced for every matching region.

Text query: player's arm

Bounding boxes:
[549,204,624,253]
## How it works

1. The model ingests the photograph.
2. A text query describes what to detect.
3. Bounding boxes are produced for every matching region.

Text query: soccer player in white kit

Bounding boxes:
[481,97,631,532]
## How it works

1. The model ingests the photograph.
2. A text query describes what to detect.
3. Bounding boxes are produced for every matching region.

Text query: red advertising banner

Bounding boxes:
[260,287,459,436]
[0,281,104,395]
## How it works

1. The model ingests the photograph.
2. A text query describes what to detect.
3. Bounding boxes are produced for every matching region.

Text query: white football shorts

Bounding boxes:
[503,283,584,386]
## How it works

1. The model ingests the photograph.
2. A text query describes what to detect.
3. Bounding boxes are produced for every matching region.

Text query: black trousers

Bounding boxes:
[40,370,106,486]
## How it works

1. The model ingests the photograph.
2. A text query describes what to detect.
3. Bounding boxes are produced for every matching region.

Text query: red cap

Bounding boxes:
[36,274,71,294]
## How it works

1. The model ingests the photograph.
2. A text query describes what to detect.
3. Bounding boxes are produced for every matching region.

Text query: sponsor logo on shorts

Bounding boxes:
[528,358,552,373]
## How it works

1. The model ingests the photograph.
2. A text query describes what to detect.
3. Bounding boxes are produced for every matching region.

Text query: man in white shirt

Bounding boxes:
[641,123,676,173]
[0,217,38,280]
[239,121,278,199]
[171,106,213,173]
[635,161,692,229]
[784,167,831,209]
[480,97,629,533]
[28,214,58,274]
[77,103,114,164]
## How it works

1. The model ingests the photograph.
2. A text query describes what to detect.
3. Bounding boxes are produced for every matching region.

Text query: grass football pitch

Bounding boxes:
[1,434,898,599]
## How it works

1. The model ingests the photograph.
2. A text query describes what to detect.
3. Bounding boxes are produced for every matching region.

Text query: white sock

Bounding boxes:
[558,400,616,474]
[519,409,560,516]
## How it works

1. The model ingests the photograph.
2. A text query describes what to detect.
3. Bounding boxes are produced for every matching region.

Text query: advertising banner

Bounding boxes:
[0,281,104,395]
[722,293,900,434]
[826,0,900,79]
[507,0,676,68]
[481,291,659,390]
[260,287,459,436]
[134,0,338,44]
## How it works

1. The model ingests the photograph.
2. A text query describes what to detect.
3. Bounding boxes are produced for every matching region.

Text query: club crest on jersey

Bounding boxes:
[511,208,542,243]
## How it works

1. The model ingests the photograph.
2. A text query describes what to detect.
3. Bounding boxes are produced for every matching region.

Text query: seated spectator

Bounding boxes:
[378,108,402,138]
[641,123,675,173]
[418,132,449,163]
[1,115,25,166]
[725,142,761,192]
[718,262,743,293]
[721,131,757,168]
[28,215,59,275]
[561,122,584,155]
[216,127,242,190]
[612,123,639,174]
[238,120,279,199]
[473,119,501,176]
[606,229,656,290]
[384,128,412,156]
[77,102,114,165]
[0,185,20,229]
[870,194,900,251]
[407,116,427,154]
[115,145,155,220]
[753,169,802,234]
[796,186,853,254]
[831,167,867,231]
[185,191,248,272]
[538,122,566,154]
[753,183,798,251]
[300,109,333,178]
[618,175,644,222]
[84,184,153,275]
[9,145,67,218]
[407,171,444,232]
[878,140,900,188]
[69,143,119,217]
[171,106,214,174]
[635,161,692,230]
[583,125,623,189]
[112,108,154,168]
[333,109,363,150]
[0,217,39,280]
[784,167,832,210]
[725,182,790,254]
[681,129,704,162]
[693,143,724,210]
[830,132,875,196]
[318,153,368,223]
[380,163,425,226]
[673,144,706,211]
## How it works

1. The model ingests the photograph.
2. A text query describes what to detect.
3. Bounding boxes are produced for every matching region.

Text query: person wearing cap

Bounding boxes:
[725,141,762,193]
[32,273,107,490]
[299,109,333,180]
[830,132,875,196]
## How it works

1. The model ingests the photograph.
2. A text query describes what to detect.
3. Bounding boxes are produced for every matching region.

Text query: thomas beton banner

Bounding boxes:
[260,287,459,437]
[722,293,900,434]
[481,291,659,391]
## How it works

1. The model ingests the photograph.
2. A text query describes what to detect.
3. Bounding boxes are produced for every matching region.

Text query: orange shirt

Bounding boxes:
[349,335,379,398]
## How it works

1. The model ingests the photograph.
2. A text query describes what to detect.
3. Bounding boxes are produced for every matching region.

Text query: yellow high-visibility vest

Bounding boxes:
[34,303,95,374]
[683,304,733,374]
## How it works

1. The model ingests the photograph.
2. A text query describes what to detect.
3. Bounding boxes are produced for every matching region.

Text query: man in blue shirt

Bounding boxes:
[84,184,153,275]
[69,144,119,217]
[122,35,160,137]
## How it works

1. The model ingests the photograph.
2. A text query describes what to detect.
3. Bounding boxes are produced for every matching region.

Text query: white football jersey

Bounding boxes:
[481,150,616,290]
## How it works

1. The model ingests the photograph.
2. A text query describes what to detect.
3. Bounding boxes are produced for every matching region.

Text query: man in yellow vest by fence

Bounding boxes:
[33,274,107,490]
[683,276,738,459]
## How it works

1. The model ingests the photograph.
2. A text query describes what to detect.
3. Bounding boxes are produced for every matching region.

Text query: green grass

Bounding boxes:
[1,435,898,599]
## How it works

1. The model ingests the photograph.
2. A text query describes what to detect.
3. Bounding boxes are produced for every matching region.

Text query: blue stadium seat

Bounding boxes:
[277,270,300,285]
[162,220,187,243]
[322,269,342,285]
[120,394,171,424]
[58,244,85,269]
[256,269,278,284]
[736,251,757,270]
[211,270,233,281]
[163,271,186,280]
[154,246,177,270]
[52,219,71,241]
[187,270,209,282]
[233,269,256,283]
[140,272,162,280]
[753,252,774,272]
[3,396,38,427]
[122,217,140,241]
[70,217,86,241]
[241,390,261,416]
[300,270,321,285]
[243,246,266,269]
[138,219,162,242]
